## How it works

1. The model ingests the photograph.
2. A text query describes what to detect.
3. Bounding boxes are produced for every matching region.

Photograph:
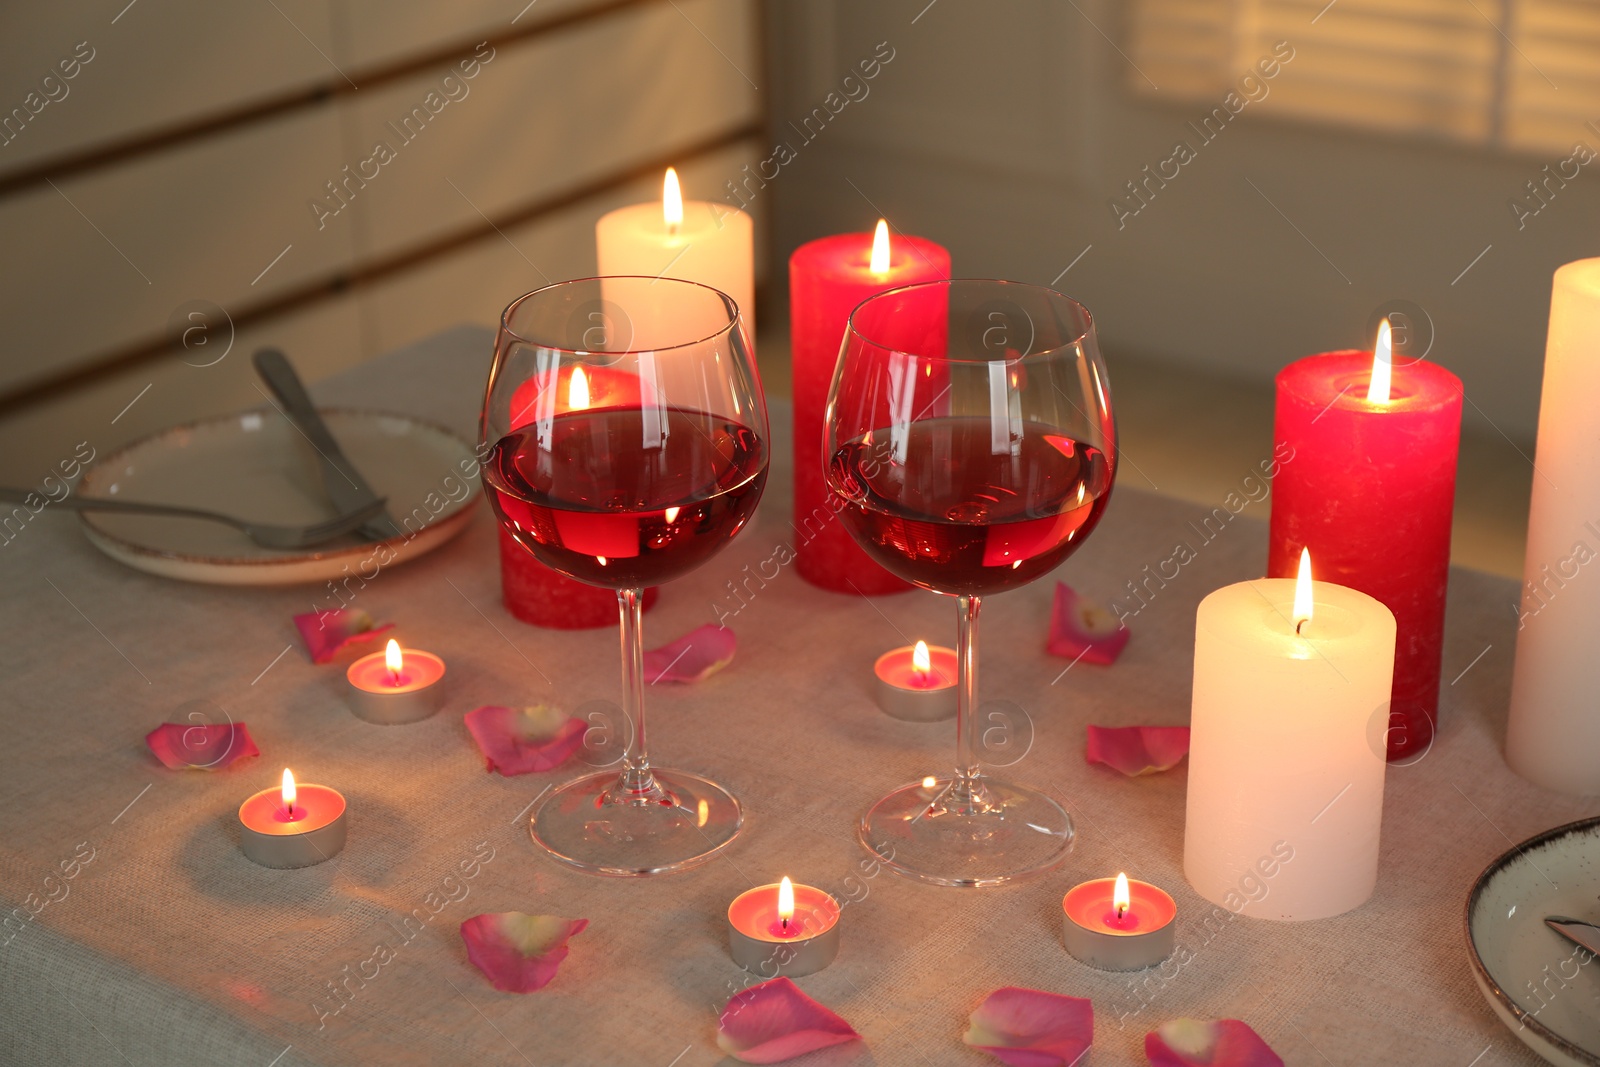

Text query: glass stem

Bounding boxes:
[950,593,985,813]
[616,587,657,798]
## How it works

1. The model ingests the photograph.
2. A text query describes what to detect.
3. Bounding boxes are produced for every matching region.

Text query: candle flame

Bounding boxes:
[922,775,938,789]
[569,365,590,410]
[1113,872,1130,918]
[912,640,931,675]
[1367,317,1392,403]
[778,876,795,926]
[385,638,403,676]
[870,219,890,275]
[1294,547,1314,635]
[663,167,683,230]
[281,768,297,812]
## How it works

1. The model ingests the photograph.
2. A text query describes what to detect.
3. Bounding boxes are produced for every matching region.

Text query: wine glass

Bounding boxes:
[482,277,768,876]
[825,279,1116,886]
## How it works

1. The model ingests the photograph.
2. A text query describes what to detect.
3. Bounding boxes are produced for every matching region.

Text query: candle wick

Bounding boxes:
[781,917,789,932]
[1295,619,1309,636]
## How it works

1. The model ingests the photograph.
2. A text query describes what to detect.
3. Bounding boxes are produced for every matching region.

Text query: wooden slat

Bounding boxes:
[0,0,662,197]
[0,120,760,419]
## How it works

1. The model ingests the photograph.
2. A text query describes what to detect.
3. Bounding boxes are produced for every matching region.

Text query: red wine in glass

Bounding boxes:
[484,406,767,590]
[829,417,1112,596]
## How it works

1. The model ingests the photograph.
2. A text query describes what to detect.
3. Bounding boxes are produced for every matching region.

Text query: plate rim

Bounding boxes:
[1465,813,1600,1066]
[77,405,480,568]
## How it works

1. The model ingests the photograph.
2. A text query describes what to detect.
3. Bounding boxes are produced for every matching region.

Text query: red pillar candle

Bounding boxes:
[1266,324,1462,762]
[497,364,658,629]
[790,221,950,593]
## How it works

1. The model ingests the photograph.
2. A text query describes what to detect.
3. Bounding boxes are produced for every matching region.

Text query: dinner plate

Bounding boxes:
[1467,816,1600,1067]
[77,408,480,585]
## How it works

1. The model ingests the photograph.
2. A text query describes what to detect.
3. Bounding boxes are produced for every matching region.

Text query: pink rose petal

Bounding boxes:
[463,704,587,776]
[459,912,588,993]
[717,977,861,1065]
[1146,1018,1283,1067]
[293,609,394,664]
[643,623,736,684]
[1085,725,1191,777]
[963,986,1093,1067]
[1047,582,1129,666]
[145,723,260,771]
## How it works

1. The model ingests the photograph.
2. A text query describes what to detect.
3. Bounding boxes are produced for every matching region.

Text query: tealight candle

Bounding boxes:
[873,640,958,722]
[345,639,445,724]
[238,769,347,869]
[1062,872,1176,971]
[727,877,841,978]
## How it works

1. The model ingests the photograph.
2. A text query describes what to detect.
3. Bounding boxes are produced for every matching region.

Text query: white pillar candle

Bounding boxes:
[1184,554,1395,921]
[596,168,755,345]
[1508,259,1600,795]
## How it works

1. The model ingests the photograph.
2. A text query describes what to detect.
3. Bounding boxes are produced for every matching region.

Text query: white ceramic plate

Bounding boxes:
[1468,816,1600,1067]
[78,408,480,585]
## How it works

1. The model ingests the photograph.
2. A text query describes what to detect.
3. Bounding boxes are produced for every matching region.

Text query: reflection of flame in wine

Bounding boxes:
[664,506,680,524]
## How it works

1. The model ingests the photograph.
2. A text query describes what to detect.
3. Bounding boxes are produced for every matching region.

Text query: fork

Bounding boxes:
[0,488,389,550]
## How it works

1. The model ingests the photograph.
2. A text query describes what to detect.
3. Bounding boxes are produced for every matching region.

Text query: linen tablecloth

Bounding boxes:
[0,325,1573,1066]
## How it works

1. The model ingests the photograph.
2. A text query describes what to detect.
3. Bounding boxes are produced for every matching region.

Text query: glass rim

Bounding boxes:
[499,275,742,355]
[844,277,1095,362]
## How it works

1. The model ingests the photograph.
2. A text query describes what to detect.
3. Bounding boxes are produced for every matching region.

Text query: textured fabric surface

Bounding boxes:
[0,325,1569,1066]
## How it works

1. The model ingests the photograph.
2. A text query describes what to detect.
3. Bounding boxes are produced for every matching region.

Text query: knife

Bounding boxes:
[1546,916,1600,957]
[253,348,401,542]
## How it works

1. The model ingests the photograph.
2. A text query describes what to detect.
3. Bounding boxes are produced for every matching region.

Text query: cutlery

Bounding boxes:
[253,347,401,541]
[2,488,388,550]
[1546,916,1600,957]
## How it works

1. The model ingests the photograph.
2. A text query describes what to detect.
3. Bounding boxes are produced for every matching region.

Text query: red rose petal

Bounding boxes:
[145,722,259,771]
[460,912,587,994]
[293,608,394,664]
[1047,582,1129,666]
[963,986,1093,1067]
[643,623,736,684]
[463,704,587,776]
[1146,1018,1283,1067]
[717,977,861,1064]
[1085,725,1191,777]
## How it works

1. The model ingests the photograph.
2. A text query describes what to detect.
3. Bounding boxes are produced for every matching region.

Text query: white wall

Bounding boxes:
[762,0,1599,443]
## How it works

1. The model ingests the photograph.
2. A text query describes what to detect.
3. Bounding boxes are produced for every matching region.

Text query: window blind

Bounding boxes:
[1127,0,1600,155]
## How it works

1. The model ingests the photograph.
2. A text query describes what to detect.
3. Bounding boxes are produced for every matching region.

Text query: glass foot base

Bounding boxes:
[859,776,1074,887]
[530,768,741,877]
